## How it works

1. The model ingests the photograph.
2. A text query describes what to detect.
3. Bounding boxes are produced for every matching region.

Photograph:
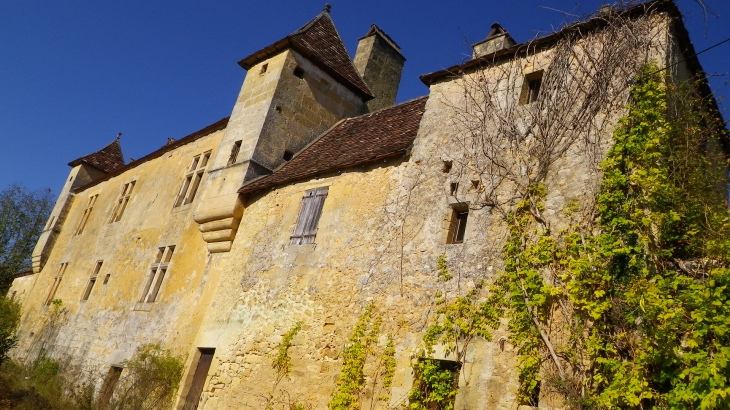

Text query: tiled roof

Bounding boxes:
[68,139,125,173]
[238,10,373,100]
[72,118,229,194]
[239,96,427,195]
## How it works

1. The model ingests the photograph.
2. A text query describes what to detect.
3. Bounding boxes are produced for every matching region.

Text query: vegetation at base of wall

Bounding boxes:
[0,357,86,410]
[0,184,53,292]
[263,321,311,410]
[329,303,380,410]
[108,343,185,410]
[418,64,730,409]
[376,336,396,403]
[0,295,21,366]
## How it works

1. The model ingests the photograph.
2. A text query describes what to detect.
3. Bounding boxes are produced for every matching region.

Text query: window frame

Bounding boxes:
[136,246,175,309]
[175,151,211,207]
[74,194,98,235]
[447,205,469,244]
[519,70,544,105]
[109,181,136,223]
[290,186,329,245]
[80,260,103,301]
[44,263,68,306]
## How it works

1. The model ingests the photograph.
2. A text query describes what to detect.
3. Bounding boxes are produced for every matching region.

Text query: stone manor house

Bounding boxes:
[8,1,723,409]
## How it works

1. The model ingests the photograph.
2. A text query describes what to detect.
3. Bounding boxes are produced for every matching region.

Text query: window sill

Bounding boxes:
[133,302,154,312]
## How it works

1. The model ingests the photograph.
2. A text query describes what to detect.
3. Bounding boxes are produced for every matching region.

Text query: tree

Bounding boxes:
[0,184,53,292]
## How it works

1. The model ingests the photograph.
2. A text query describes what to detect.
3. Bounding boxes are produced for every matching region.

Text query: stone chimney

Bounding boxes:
[353,25,406,112]
[472,23,516,59]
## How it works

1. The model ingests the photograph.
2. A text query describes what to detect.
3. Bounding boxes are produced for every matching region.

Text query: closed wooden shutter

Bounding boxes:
[291,186,329,245]
[183,349,215,410]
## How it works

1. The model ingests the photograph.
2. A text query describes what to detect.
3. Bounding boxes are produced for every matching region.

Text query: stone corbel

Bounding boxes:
[193,193,243,253]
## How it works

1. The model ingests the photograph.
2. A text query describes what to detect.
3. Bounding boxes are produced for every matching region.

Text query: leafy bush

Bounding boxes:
[0,295,21,366]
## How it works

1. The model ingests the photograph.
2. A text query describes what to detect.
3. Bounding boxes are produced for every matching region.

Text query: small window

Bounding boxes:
[283,150,294,161]
[519,70,544,105]
[293,66,305,79]
[74,194,98,235]
[44,263,68,306]
[260,63,268,74]
[138,246,175,304]
[81,261,103,301]
[175,151,211,207]
[103,273,111,285]
[449,182,459,196]
[227,141,242,166]
[291,187,328,245]
[447,207,469,244]
[109,181,136,223]
[442,160,453,173]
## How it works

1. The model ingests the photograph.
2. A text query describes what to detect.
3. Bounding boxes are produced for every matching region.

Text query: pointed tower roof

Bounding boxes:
[238,7,374,101]
[68,138,125,173]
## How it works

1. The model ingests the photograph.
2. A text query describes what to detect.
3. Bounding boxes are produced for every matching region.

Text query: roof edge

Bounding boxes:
[71,117,229,194]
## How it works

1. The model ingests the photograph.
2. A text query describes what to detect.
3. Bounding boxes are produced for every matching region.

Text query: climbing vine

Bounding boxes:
[418,64,730,409]
[329,303,380,410]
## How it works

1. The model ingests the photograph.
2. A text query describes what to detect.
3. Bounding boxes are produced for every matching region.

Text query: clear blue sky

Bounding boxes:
[1,0,728,195]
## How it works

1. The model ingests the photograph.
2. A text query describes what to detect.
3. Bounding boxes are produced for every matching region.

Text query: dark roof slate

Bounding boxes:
[238,10,373,100]
[68,139,125,173]
[239,96,427,195]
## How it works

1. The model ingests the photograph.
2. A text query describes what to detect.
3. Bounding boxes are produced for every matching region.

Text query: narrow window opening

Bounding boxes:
[447,207,469,244]
[103,274,111,285]
[81,261,103,301]
[75,194,98,235]
[259,63,268,74]
[442,160,452,173]
[283,150,294,161]
[293,66,305,79]
[227,141,242,166]
[44,263,68,306]
[449,182,459,196]
[10,291,16,301]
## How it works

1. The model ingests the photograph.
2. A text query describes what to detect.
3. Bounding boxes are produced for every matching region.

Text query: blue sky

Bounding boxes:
[1,0,728,194]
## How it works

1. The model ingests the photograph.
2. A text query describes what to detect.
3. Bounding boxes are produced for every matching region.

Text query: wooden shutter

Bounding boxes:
[291,187,329,245]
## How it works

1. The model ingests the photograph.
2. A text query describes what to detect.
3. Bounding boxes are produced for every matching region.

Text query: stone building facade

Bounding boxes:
[8,1,720,409]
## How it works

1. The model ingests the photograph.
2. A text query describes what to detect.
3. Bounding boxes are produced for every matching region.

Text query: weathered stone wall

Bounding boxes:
[353,31,405,112]
[13,128,224,386]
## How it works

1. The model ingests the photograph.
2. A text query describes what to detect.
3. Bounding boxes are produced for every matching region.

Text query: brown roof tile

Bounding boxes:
[68,139,125,173]
[239,96,427,195]
[239,10,373,100]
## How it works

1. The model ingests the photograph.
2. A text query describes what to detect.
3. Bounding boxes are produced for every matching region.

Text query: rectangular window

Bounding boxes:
[139,246,175,303]
[175,151,211,207]
[227,141,241,166]
[519,70,544,105]
[44,263,68,306]
[81,261,103,301]
[109,181,136,223]
[290,187,329,245]
[74,194,98,235]
[447,207,469,244]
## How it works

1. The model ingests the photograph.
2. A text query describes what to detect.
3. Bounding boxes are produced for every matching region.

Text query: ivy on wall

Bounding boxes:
[415,64,730,409]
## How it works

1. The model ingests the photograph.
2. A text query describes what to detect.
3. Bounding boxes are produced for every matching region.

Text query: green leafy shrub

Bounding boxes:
[0,295,21,366]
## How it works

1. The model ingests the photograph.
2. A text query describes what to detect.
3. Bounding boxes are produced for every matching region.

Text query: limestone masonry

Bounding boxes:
[8,1,721,409]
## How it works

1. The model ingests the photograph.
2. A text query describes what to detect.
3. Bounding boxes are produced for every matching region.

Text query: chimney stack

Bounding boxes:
[353,25,406,112]
[472,23,516,59]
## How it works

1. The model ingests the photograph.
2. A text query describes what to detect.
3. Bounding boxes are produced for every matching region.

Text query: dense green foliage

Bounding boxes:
[109,344,185,410]
[418,65,730,408]
[0,295,21,366]
[0,184,53,292]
